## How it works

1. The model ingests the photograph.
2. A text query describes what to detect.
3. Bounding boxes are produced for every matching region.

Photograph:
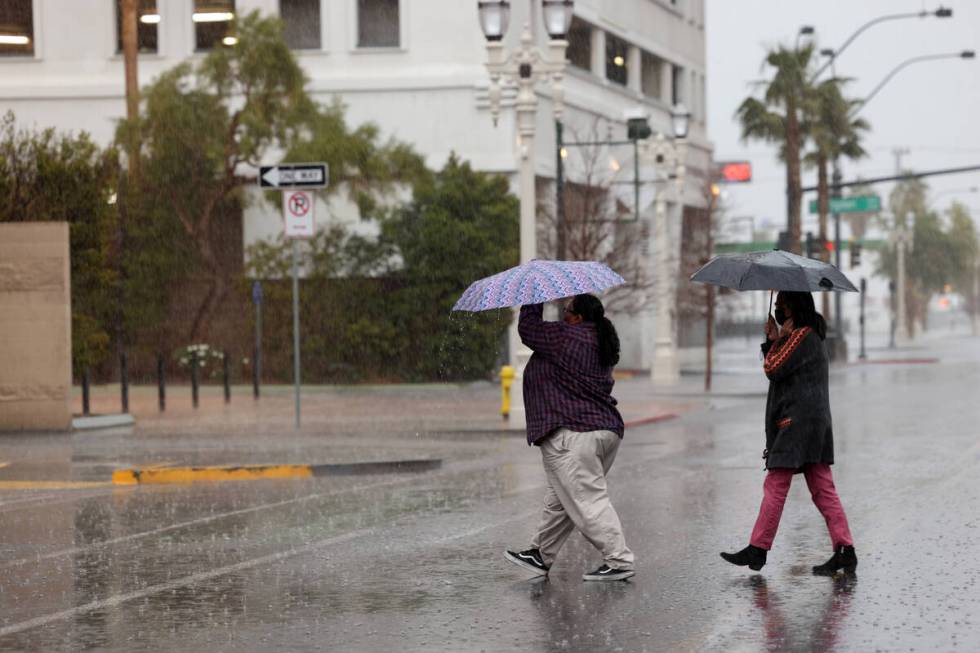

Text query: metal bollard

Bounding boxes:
[120,352,129,414]
[157,353,166,412]
[223,352,230,404]
[191,350,199,408]
[82,368,91,416]
[500,365,515,420]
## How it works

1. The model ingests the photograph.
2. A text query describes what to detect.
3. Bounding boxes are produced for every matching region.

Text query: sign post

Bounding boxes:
[252,280,262,399]
[260,163,327,429]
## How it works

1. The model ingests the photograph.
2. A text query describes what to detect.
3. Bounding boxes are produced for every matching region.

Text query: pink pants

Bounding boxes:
[750,463,853,550]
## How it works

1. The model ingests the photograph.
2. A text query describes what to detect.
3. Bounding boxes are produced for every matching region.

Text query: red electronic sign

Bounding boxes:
[717,161,752,183]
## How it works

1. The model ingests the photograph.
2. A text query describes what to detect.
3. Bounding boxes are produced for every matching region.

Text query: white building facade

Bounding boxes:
[0,0,712,372]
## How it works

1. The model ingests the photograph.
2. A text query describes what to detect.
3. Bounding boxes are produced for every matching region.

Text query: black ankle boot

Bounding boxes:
[720,544,767,571]
[812,544,857,576]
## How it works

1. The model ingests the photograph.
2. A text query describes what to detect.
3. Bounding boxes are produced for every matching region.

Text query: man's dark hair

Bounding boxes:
[571,294,620,367]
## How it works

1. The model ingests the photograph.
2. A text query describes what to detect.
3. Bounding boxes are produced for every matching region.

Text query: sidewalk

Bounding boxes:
[10,331,953,481]
[69,376,706,438]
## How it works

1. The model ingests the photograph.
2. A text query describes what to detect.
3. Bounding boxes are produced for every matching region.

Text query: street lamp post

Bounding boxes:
[815,47,973,347]
[479,0,572,423]
[640,104,690,385]
[810,6,953,82]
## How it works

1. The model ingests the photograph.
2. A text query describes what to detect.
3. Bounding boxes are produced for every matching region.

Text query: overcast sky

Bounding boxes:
[706,0,980,239]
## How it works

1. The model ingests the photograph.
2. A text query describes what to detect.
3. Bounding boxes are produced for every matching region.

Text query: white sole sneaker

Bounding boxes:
[583,567,635,582]
[504,550,549,577]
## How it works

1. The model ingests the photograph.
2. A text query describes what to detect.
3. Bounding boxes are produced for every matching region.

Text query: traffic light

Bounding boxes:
[777,231,791,251]
[805,232,815,258]
[850,241,863,267]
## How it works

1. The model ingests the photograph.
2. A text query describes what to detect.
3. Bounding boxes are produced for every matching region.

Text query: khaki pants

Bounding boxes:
[530,428,635,570]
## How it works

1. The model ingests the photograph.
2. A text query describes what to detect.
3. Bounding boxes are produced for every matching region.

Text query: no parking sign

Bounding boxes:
[283,190,315,238]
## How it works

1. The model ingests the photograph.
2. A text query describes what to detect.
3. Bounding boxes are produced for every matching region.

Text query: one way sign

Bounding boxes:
[259,162,328,189]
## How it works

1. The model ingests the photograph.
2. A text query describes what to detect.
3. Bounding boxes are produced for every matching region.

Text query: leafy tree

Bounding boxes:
[385,155,518,380]
[737,44,815,253]
[0,112,118,375]
[535,121,653,315]
[246,155,518,382]
[877,179,969,335]
[804,77,868,316]
[281,99,429,219]
[945,202,979,326]
[805,78,868,256]
[117,11,311,344]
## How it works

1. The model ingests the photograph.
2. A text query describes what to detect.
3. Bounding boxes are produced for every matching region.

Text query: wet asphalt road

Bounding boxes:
[1,336,978,651]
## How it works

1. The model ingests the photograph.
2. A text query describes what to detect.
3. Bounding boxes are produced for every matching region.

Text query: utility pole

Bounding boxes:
[893,147,911,344]
[892,147,910,178]
[121,0,140,178]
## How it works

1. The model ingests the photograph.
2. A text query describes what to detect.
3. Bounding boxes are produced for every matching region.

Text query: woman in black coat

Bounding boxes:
[721,291,857,575]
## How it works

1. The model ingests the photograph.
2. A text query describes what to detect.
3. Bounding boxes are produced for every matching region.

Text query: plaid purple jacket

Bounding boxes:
[518,304,625,445]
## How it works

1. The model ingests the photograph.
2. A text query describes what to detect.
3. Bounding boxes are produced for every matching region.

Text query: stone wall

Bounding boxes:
[0,223,73,431]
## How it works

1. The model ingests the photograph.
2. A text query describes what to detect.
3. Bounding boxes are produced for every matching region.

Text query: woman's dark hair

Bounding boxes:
[779,291,827,340]
[570,294,620,367]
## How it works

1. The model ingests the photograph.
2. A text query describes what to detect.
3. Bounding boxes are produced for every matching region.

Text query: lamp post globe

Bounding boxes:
[542,0,574,39]
[671,103,690,139]
[478,0,511,41]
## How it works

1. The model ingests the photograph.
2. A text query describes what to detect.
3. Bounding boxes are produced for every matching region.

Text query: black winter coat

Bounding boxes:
[761,326,834,470]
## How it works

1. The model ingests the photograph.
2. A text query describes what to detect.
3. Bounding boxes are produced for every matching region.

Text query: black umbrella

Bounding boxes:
[690,249,859,293]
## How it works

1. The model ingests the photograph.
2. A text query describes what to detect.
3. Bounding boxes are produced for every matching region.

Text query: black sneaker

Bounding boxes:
[582,564,635,582]
[504,548,549,576]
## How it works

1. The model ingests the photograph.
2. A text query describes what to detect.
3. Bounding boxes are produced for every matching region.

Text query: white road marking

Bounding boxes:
[0,475,412,568]
[0,529,371,639]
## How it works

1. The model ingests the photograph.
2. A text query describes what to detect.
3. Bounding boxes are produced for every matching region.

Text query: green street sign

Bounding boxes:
[808,195,881,214]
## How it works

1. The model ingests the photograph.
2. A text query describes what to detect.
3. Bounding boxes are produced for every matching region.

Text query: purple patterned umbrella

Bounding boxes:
[452,260,626,312]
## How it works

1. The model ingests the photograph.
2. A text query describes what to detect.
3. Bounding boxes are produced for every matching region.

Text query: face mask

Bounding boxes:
[773,307,787,325]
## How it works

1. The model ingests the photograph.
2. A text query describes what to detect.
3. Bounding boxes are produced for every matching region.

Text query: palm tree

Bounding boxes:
[805,78,868,315]
[736,44,816,254]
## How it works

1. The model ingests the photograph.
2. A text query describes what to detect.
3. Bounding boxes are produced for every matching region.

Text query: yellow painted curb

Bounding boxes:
[112,464,314,486]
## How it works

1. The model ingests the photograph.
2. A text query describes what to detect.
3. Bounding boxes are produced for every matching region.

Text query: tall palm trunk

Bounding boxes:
[816,151,830,318]
[785,95,802,254]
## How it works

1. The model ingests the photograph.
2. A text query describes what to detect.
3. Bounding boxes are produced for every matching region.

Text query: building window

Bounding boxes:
[672,64,684,105]
[281,0,320,50]
[0,0,34,57]
[357,0,399,48]
[605,33,628,86]
[116,0,159,54]
[641,51,663,100]
[566,17,590,71]
[194,0,235,51]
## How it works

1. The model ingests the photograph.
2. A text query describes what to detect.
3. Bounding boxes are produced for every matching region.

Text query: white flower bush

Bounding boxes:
[175,343,226,379]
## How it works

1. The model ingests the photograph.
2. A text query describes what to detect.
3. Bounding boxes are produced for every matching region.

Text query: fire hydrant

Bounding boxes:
[500,365,515,420]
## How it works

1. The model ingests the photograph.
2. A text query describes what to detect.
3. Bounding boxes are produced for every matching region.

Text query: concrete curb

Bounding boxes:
[112,459,442,485]
[625,413,680,428]
[421,413,681,439]
[72,414,135,431]
[847,357,939,366]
